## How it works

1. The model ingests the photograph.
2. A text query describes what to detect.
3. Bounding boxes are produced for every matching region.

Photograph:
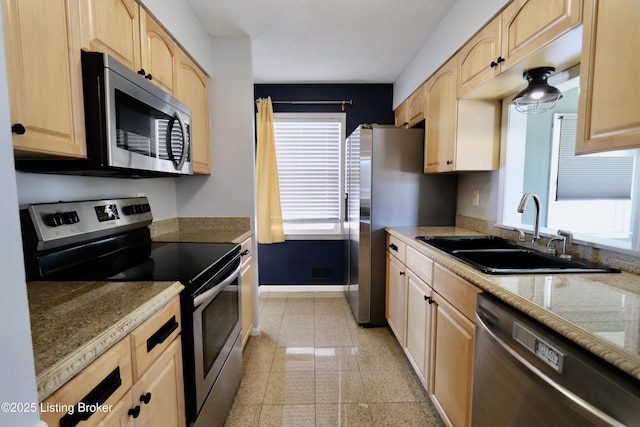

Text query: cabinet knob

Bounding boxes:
[399,271,405,276]
[424,295,429,301]
[428,298,434,305]
[137,68,146,76]
[11,123,26,135]
[140,392,152,404]
[446,160,453,165]
[490,61,498,68]
[128,406,141,418]
[497,56,505,64]
[145,74,153,81]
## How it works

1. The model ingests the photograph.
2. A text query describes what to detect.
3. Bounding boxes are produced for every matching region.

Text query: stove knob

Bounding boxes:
[45,213,64,227]
[62,211,79,224]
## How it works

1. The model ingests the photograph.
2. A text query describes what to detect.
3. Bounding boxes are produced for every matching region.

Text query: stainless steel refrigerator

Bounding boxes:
[345,124,457,325]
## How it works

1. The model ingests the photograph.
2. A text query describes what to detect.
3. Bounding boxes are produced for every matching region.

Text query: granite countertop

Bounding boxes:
[28,280,184,401]
[150,217,252,244]
[387,226,640,381]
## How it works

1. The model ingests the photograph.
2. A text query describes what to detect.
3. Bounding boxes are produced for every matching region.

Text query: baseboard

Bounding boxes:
[259,285,347,293]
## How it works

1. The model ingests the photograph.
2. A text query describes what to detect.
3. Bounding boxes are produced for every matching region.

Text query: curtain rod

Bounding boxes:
[271,100,352,111]
[271,100,353,106]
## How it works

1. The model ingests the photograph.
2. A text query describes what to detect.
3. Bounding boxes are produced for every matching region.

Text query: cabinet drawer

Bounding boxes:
[406,246,433,285]
[387,234,407,263]
[433,264,482,323]
[40,338,132,427]
[131,297,181,380]
[240,237,253,267]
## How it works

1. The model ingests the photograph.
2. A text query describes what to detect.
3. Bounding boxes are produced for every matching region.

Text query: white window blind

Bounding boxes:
[555,114,634,200]
[272,115,344,234]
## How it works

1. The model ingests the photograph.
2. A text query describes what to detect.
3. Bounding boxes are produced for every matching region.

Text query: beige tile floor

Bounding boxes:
[224,291,445,426]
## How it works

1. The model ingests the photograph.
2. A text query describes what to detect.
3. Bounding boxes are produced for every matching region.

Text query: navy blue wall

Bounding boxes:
[255,84,394,286]
[254,84,394,135]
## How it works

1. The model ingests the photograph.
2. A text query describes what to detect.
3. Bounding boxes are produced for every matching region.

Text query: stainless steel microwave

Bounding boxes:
[16,51,193,177]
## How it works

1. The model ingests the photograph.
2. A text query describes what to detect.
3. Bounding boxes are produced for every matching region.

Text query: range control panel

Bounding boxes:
[25,197,153,251]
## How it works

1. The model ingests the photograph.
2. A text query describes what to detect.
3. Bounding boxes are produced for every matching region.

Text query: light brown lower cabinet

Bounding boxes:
[240,237,255,348]
[40,296,185,427]
[430,292,475,427]
[385,233,481,427]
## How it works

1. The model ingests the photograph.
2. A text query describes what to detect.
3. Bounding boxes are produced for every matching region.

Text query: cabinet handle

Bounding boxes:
[146,316,179,353]
[140,392,152,405]
[389,243,399,252]
[11,123,26,135]
[137,68,146,76]
[128,406,141,418]
[240,249,251,257]
[59,367,122,427]
[399,271,405,276]
[145,74,153,81]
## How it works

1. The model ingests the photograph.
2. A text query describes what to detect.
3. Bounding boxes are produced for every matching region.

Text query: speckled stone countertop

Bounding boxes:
[150,217,252,243]
[28,280,184,401]
[387,226,640,381]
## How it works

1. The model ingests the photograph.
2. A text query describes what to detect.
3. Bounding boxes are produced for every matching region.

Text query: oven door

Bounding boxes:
[192,256,241,412]
[104,66,193,175]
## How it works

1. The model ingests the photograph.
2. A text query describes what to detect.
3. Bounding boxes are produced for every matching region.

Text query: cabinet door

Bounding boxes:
[240,238,254,347]
[386,252,407,345]
[2,0,86,158]
[394,100,408,128]
[405,269,433,389]
[424,58,457,173]
[576,0,640,154]
[79,0,140,72]
[139,8,177,95]
[175,50,211,174]
[132,338,186,427]
[458,14,502,97]
[406,83,426,128]
[431,294,475,427]
[501,0,582,70]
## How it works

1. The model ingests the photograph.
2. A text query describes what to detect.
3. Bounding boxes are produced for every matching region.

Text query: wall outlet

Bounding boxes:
[472,189,480,206]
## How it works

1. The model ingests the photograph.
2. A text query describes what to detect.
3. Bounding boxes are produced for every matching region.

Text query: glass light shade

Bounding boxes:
[512,67,563,114]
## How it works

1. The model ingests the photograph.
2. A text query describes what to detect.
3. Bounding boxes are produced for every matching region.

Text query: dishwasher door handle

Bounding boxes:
[475,312,626,427]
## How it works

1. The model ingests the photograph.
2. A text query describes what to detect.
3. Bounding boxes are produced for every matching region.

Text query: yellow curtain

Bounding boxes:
[255,97,285,244]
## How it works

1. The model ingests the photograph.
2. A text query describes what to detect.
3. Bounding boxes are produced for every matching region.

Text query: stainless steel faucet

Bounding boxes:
[517,191,541,243]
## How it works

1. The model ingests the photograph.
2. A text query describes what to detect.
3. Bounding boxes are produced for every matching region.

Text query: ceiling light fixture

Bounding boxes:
[512,67,563,114]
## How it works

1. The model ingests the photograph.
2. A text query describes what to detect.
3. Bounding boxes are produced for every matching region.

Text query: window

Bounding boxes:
[500,70,640,251]
[272,113,346,238]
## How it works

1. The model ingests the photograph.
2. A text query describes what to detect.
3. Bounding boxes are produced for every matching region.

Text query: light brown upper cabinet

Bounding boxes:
[175,49,211,174]
[406,84,426,128]
[458,0,582,98]
[458,14,503,96]
[79,0,141,72]
[394,99,408,128]
[424,58,457,173]
[501,0,582,71]
[3,0,87,158]
[424,57,500,174]
[139,8,178,95]
[575,0,640,154]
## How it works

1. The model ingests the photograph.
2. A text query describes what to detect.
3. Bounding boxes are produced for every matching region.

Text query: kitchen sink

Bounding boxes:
[416,235,620,274]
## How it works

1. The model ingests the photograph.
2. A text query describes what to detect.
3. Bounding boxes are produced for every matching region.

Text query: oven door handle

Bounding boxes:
[193,264,241,308]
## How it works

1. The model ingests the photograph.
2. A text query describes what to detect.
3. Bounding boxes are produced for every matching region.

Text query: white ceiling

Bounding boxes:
[185,0,457,83]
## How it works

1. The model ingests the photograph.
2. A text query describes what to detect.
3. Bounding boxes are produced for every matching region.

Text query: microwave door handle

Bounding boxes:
[166,111,189,171]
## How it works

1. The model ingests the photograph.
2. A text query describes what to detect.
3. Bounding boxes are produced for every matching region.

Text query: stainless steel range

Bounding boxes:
[20,197,242,427]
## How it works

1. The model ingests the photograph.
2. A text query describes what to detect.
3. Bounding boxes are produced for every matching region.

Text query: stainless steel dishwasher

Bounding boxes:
[472,293,640,427]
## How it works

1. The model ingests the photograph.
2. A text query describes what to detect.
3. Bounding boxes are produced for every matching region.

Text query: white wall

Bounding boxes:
[393,0,509,108]
[0,16,42,427]
[456,171,500,220]
[176,37,256,221]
